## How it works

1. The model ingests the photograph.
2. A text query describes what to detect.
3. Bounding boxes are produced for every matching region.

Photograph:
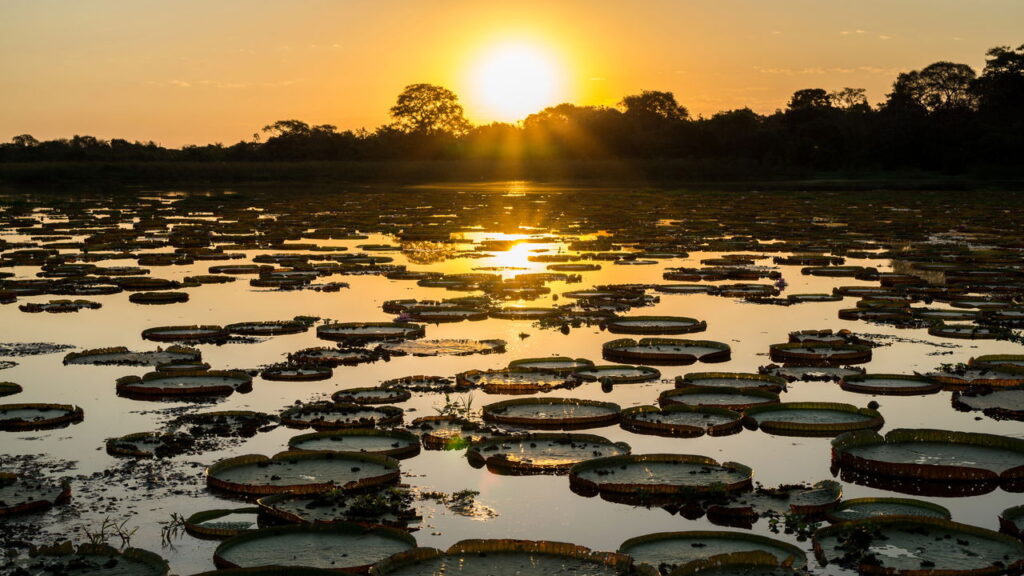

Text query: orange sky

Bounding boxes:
[2,0,1021,147]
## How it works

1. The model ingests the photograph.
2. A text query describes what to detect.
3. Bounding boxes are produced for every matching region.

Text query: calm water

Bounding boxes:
[1,184,1022,574]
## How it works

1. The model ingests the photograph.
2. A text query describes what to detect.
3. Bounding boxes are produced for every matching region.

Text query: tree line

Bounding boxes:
[2,44,1021,174]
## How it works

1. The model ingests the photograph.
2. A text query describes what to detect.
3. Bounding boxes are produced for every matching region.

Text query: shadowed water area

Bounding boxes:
[1,183,1024,574]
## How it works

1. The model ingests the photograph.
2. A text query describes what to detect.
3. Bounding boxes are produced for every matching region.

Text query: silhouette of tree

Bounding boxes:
[787,88,832,111]
[10,134,40,147]
[829,87,870,111]
[620,90,689,120]
[888,62,977,112]
[389,84,471,137]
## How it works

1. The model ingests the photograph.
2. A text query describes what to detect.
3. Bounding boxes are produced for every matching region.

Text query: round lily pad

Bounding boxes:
[606,316,707,335]
[207,451,400,496]
[660,388,780,412]
[707,480,842,520]
[812,516,1024,575]
[0,381,22,397]
[184,507,259,539]
[973,355,1024,369]
[261,364,333,381]
[214,523,416,571]
[176,410,278,437]
[952,388,1024,420]
[507,357,595,374]
[382,375,462,393]
[760,364,866,383]
[570,454,752,499]
[0,403,84,431]
[457,369,574,394]
[619,531,807,571]
[1000,504,1024,540]
[743,402,884,437]
[226,320,310,336]
[317,322,425,343]
[928,323,1009,339]
[289,346,378,366]
[467,433,631,475]
[129,291,189,305]
[768,343,872,365]
[787,293,843,303]
[603,338,731,365]
[0,472,70,516]
[115,370,252,398]
[676,373,786,394]
[483,398,621,430]
[489,306,562,319]
[331,387,412,405]
[257,486,417,529]
[832,429,1024,494]
[620,405,743,438]
[839,373,942,395]
[288,429,421,459]
[379,338,506,357]
[371,539,630,576]
[827,497,951,523]
[281,403,403,430]
[406,307,488,323]
[572,365,661,384]
[141,325,228,342]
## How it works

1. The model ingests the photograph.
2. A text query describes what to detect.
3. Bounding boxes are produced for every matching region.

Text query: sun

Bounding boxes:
[471,43,562,122]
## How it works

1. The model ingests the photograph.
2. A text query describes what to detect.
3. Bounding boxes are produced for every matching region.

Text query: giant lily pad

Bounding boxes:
[2,543,169,576]
[370,540,630,576]
[141,325,228,342]
[620,405,743,438]
[382,375,462,393]
[483,398,620,430]
[457,368,575,394]
[280,403,403,430]
[572,365,661,384]
[289,346,378,366]
[707,480,842,521]
[63,345,201,367]
[214,523,416,571]
[288,429,421,459]
[812,517,1024,575]
[676,373,786,394]
[570,454,752,499]
[226,320,310,336]
[106,431,195,458]
[257,486,417,529]
[207,451,400,496]
[184,507,259,539]
[409,416,499,450]
[952,388,1024,420]
[839,373,942,396]
[743,402,884,437]
[0,403,83,431]
[603,338,731,365]
[175,410,277,437]
[827,497,951,523]
[317,322,425,343]
[379,339,505,357]
[606,316,707,335]
[331,387,412,405]
[659,388,780,412]
[768,343,871,365]
[115,370,251,398]
[1000,504,1024,540]
[507,357,595,373]
[832,429,1024,494]
[619,531,807,572]
[261,364,333,381]
[467,433,631,475]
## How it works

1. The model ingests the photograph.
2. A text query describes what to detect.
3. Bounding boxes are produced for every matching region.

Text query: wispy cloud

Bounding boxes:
[756,65,901,76]
[144,78,304,89]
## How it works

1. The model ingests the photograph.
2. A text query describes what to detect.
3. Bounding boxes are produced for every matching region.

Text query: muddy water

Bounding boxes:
[1,185,1023,574]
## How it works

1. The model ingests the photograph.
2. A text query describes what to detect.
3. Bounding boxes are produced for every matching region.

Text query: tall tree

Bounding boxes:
[389,84,471,137]
[620,90,689,120]
[887,62,977,112]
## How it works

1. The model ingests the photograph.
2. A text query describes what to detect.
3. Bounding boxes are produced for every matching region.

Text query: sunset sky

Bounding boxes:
[2,0,1021,147]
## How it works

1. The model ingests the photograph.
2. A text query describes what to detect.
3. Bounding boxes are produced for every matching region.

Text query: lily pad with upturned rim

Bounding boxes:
[826,497,951,523]
[605,316,708,335]
[603,338,731,365]
[331,387,412,405]
[620,405,743,438]
[317,322,425,343]
[288,429,421,459]
[618,530,807,572]
[280,403,404,430]
[569,454,752,499]
[257,486,417,529]
[466,433,631,475]
[115,370,252,398]
[206,450,400,496]
[141,325,228,342]
[184,507,259,539]
[0,402,84,431]
[572,365,661,384]
[676,372,786,394]
[659,387,780,412]
[768,342,872,365]
[507,356,595,374]
[839,373,942,396]
[457,368,576,394]
[482,398,621,430]
[742,402,884,437]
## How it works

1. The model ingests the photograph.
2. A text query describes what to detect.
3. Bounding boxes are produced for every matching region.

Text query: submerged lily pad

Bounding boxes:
[3,543,169,576]
[952,388,1024,420]
[707,480,842,520]
[288,346,379,366]
[382,375,462,393]
[106,431,195,458]
[743,402,884,437]
[603,338,731,365]
[813,517,1024,575]
[467,433,631,475]
[0,472,70,516]
[620,405,743,438]
[288,429,421,459]
[570,454,752,499]
[260,364,333,381]
[619,531,807,571]
[370,539,630,576]
[0,403,84,431]
[175,410,278,438]
[483,398,621,430]
[827,497,951,523]
[226,320,310,336]
[207,451,400,496]
[409,416,499,450]
[214,523,416,571]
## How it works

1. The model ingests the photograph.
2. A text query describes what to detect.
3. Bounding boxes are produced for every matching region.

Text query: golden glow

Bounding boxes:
[471,43,562,122]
